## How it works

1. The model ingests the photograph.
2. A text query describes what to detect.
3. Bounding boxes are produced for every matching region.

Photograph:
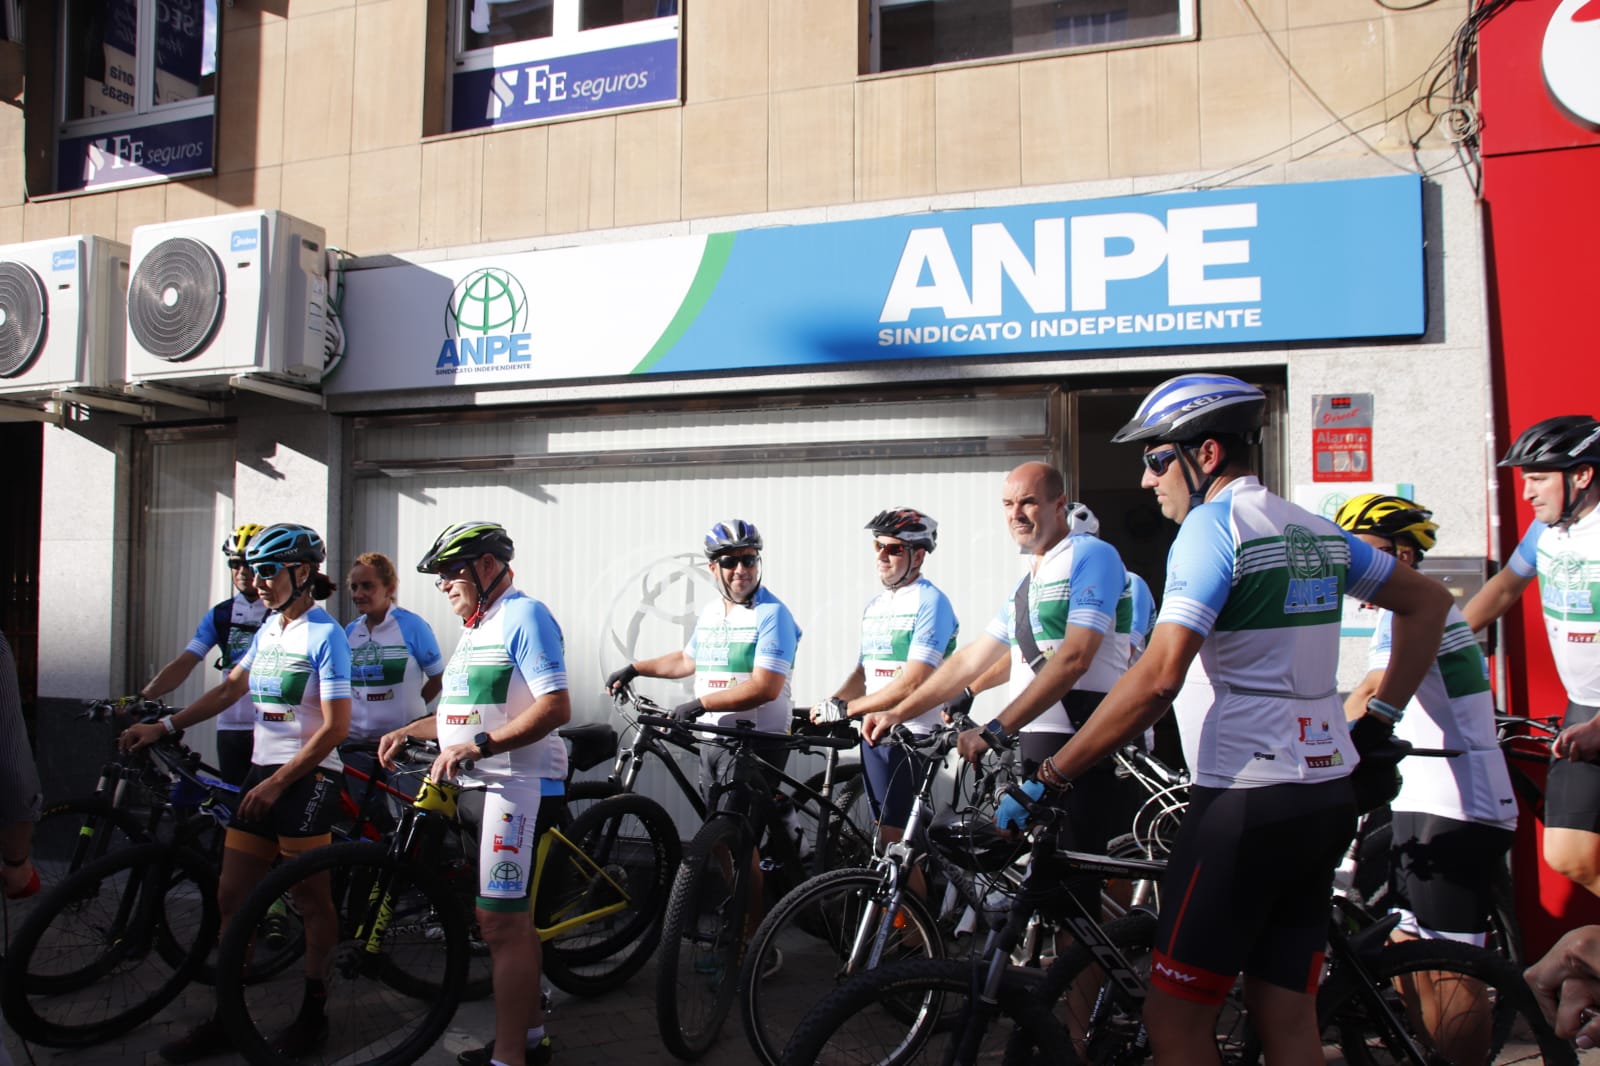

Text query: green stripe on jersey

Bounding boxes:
[1215,529,1348,632]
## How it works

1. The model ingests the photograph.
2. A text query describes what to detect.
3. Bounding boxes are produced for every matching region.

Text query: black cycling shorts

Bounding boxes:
[229,763,343,842]
[1388,810,1514,940]
[861,738,927,830]
[698,734,792,812]
[1547,701,1600,833]
[1152,778,1356,1004]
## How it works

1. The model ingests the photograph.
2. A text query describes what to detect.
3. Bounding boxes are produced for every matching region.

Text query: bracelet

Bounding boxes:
[1365,697,1404,724]
[1038,755,1073,792]
[160,714,178,735]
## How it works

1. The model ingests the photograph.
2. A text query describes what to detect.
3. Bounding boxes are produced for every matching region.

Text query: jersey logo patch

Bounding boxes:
[1282,525,1339,615]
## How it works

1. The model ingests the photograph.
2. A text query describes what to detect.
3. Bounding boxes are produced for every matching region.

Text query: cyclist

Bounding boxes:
[1,627,41,902]
[1464,414,1600,897]
[343,551,444,804]
[121,522,352,1062]
[139,523,270,785]
[1030,374,1452,1065]
[1339,493,1515,1061]
[378,522,570,1066]
[861,463,1134,868]
[810,508,958,864]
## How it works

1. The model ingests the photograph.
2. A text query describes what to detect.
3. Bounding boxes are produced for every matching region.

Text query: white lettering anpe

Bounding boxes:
[1166,204,1260,306]
[1070,212,1168,312]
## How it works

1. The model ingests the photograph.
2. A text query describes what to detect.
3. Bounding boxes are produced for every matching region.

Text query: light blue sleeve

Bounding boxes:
[1155,500,1237,636]
[754,599,800,676]
[396,608,446,675]
[1341,528,1397,603]
[1067,537,1124,634]
[310,618,353,700]
[185,605,222,658]
[1367,609,1395,672]
[1130,575,1156,640]
[908,586,959,667]
[1509,521,1547,579]
[984,575,1026,645]
[506,598,569,697]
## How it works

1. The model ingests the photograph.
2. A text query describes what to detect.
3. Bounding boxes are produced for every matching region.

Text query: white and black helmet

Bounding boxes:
[864,508,938,552]
[1065,502,1099,537]
[704,519,763,559]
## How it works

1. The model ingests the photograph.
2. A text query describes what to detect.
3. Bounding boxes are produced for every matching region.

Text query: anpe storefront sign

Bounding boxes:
[328,174,1426,394]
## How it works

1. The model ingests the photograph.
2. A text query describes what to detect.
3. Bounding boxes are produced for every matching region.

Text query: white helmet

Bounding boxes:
[1065,501,1099,537]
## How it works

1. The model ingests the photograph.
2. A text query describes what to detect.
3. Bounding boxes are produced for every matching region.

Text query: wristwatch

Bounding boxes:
[981,718,1017,751]
[472,731,495,759]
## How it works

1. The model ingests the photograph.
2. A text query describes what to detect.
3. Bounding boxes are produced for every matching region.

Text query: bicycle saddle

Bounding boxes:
[559,723,620,772]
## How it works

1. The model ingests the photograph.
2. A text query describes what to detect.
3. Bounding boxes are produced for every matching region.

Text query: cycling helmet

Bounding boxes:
[1334,494,1438,555]
[864,508,938,552]
[222,523,265,560]
[416,521,515,574]
[1498,415,1600,471]
[703,519,763,559]
[245,523,326,565]
[1065,502,1100,537]
[1112,373,1266,446]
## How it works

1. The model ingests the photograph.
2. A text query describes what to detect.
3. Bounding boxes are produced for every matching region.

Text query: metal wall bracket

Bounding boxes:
[229,374,325,408]
[0,397,64,424]
[53,388,152,419]
[123,381,229,416]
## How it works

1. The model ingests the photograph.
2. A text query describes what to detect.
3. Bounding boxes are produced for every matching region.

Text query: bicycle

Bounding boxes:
[213,740,679,1066]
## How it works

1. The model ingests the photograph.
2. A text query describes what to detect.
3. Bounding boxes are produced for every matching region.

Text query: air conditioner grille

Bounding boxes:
[129,237,225,362]
[0,261,47,378]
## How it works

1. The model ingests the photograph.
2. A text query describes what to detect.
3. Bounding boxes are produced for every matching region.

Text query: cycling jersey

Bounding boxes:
[238,606,352,771]
[984,533,1131,733]
[436,588,569,783]
[1158,477,1394,789]
[684,586,800,732]
[859,577,959,733]
[186,592,269,730]
[1508,507,1600,706]
[344,606,445,742]
[1368,607,1517,829]
[1125,572,1156,662]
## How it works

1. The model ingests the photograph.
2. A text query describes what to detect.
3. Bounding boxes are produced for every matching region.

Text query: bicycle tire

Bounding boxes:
[565,777,624,822]
[739,864,946,1066]
[777,956,1071,1066]
[215,841,469,1066]
[0,842,219,1047]
[540,792,680,996]
[656,814,753,1060]
[1318,937,1576,1065]
[801,767,873,873]
[31,797,147,893]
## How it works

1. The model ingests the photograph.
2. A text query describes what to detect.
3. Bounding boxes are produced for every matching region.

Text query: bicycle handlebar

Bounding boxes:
[636,711,858,751]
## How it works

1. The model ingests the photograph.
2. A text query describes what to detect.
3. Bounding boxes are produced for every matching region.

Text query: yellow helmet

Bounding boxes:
[222,523,266,560]
[1334,494,1438,554]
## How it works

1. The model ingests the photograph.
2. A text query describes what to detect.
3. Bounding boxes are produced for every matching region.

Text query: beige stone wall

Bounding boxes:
[4,0,1469,252]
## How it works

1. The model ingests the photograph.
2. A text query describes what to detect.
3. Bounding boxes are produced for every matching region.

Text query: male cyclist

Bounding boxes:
[379,522,569,1066]
[810,509,958,860]
[1465,415,1600,897]
[140,523,269,785]
[1034,374,1451,1065]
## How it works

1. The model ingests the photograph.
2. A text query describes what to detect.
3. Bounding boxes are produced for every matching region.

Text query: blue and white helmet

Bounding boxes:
[1065,502,1099,537]
[1112,373,1266,445]
[245,523,326,565]
[704,519,763,559]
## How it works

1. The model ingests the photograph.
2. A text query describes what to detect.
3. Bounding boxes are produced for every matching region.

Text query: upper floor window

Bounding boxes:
[869,0,1193,73]
[449,0,679,133]
[55,0,218,193]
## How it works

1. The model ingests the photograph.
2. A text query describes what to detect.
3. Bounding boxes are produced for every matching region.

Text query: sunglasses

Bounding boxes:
[1142,447,1184,476]
[872,542,909,557]
[250,561,294,580]
[434,563,475,589]
[714,554,761,571]
[227,558,250,572]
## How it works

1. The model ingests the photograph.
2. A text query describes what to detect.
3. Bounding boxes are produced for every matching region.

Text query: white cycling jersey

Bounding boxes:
[859,577,959,732]
[186,592,269,730]
[345,606,445,742]
[436,588,569,783]
[1369,606,1516,829]
[985,533,1131,733]
[685,587,800,732]
[1509,507,1600,707]
[1159,477,1394,789]
[239,606,351,770]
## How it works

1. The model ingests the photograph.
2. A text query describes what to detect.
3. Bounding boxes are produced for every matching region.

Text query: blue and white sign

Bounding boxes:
[330,174,1427,394]
[57,112,215,193]
[452,37,679,132]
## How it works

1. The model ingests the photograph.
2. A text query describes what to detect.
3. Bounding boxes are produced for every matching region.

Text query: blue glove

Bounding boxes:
[996,781,1046,831]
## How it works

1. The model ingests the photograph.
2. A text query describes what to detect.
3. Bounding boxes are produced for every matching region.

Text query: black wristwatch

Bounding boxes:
[981,718,1017,751]
[472,731,495,759]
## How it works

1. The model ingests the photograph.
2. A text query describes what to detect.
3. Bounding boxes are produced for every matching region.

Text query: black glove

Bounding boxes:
[671,698,705,723]
[1348,712,1395,757]
[606,664,640,694]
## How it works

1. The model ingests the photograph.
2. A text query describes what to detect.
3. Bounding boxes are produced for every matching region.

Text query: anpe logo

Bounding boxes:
[437,268,534,371]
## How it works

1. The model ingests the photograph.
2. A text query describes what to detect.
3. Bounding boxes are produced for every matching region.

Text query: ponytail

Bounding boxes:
[310,572,338,601]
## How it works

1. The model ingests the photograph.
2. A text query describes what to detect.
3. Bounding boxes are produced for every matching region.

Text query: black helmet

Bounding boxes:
[1498,415,1600,470]
[245,523,326,566]
[416,521,515,574]
[864,508,937,552]
[703,519,762,559]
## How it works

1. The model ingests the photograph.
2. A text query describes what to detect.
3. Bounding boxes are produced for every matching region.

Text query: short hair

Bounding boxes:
[1038,465,1065,499]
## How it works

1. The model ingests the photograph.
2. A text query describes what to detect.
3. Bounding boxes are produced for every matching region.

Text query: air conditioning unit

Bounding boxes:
[125,210,328,387]
[0,235,129,398]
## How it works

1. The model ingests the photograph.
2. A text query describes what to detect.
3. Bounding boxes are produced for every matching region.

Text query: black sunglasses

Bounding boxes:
[1142,447,1185,476]
[714,554,761,571]
[227,558,250,571]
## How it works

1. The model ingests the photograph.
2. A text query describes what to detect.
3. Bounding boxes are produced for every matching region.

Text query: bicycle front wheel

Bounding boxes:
[215,841,469,1066]
[656,814,752,1060]
[1319,937,1575,1065]
[777,957,1070,1066]
[0,842,218,1047]
[540,792,680,996]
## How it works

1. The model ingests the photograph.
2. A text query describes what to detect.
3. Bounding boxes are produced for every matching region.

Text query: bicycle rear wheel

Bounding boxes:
[656,814,752,1059]
[30,797,146,896]
[540,792,680,996]
[215,841,469,1066]
[0,842,218,1047]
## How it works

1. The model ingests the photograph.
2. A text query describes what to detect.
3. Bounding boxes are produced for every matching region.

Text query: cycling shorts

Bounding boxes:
[698,736,792,812]
[215,729,254,789]
[1547,701,1600,833]
[477,777,564,913]
[228,763,342,844]
[1152,778,1356,1004]
[1388,811,1514,946]
[861,739,928,830]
